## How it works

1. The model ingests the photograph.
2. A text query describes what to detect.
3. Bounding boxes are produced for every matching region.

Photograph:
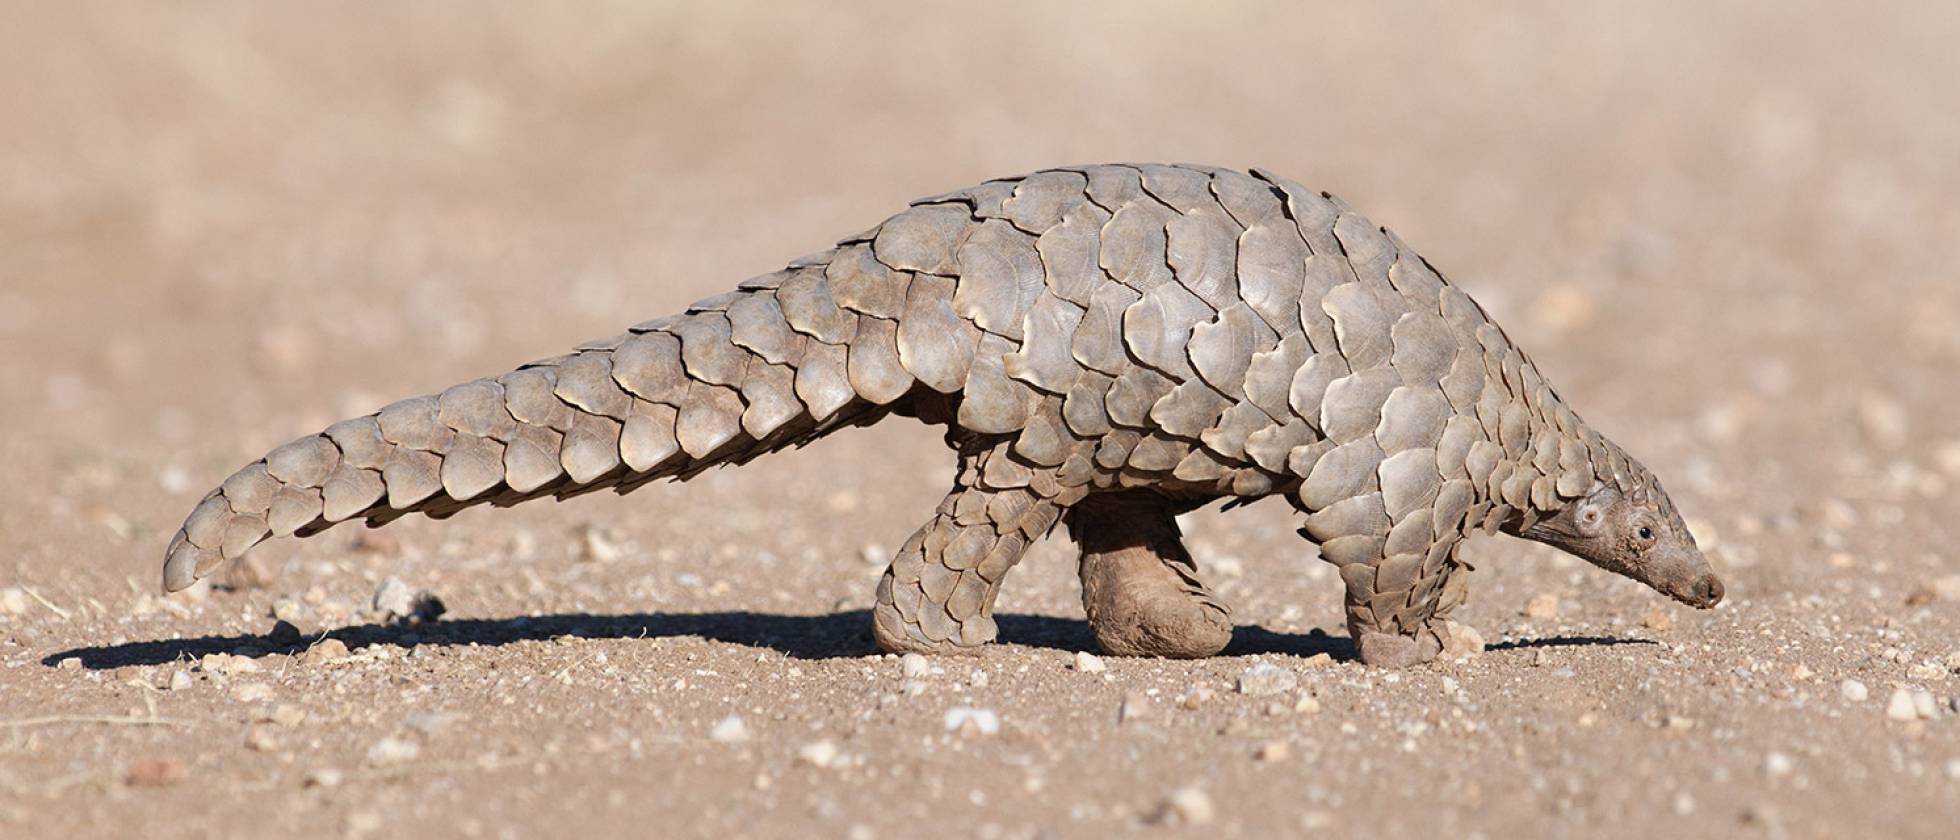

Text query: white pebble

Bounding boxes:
[1073,651,1106,673]
[943,706,999,736]
[365,736,420,766]
[1913,688,1939,719]
[371,576,415,617]
[1886,687,1922,721]
[1763,752,1794,777]
[1119,693,1152,724]
[709,715,751,743]
[900,653,930,679]
[167,670,194,692]
[1840,679,1869,702]
[796,740,840,768]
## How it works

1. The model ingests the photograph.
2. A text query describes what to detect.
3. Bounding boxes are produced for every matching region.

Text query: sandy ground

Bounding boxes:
[2,3,1958,838]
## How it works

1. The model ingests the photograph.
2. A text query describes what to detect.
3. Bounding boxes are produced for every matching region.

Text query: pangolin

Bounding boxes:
[161,164,1723,667]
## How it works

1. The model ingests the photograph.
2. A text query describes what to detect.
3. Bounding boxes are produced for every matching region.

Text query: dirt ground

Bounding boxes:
[2,3,1957,838]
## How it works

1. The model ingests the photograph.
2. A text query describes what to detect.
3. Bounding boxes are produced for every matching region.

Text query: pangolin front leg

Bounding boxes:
[1069,492,1232,658]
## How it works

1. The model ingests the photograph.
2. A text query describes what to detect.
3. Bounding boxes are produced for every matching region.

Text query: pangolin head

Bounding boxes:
[1520,452,1724,609]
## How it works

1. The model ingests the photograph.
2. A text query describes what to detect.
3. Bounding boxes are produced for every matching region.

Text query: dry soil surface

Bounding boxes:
[2,3,1958,838]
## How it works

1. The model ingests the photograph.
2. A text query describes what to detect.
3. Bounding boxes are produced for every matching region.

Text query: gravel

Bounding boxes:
[1236,662,1298,696]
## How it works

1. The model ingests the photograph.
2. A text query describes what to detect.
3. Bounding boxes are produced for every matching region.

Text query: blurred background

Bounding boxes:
[1,3,1956,837]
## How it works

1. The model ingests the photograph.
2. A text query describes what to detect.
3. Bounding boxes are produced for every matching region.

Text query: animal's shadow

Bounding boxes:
[43,611,1652,670]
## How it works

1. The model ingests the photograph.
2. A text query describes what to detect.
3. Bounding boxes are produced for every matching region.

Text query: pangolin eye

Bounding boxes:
[1637,526,1655,541]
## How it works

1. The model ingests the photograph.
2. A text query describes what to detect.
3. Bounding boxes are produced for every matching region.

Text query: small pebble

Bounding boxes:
[1763,752,1794,777]
[230,683,274,703]
[709,715,751,743]
[899,653,930,680]
[577,524,626,562]
[1073,651,1106,673]
[1912,688,1939,719]
[1254,740,1290,762]
[943,707,1000,736]
[1840,679,1869,702]
[244,725,282,752]
[1294,693,1322,714]
[126,757,187,788]
[55,657,82,671]
[167,670,194,692]
[365,736,420,766]
[1886,687,1922,721]
[1236,662,1298,696]
[1119,693,1151,724]
[271,599,306,625]
[1154,786,1215,826]
[303,768,344,788]
[1180,687,1215,710]
[403,711,458,735]
[372,576,416,616]
[298,638,351,666]
[968,669,989,689]
[1524,593,1560,619]
[1642,609,1673,631]
[1440,623,1485,658]
[0,587,28,616]
[796,740,840,768]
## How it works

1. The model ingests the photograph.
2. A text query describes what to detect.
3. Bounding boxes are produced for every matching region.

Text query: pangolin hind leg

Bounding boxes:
[1067,492,1233,658]
[871,444,1064,654]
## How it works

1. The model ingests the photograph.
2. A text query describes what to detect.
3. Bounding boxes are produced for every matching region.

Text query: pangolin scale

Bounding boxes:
[163,163,1723,666]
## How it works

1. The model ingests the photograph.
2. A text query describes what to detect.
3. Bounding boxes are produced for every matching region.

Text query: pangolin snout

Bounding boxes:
[1685,574,1724,609]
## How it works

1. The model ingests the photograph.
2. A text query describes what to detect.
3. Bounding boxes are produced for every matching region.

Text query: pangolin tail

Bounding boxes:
[161,299,906,592]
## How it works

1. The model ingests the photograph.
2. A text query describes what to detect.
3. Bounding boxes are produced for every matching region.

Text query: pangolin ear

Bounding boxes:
[1573,487,1616,537]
